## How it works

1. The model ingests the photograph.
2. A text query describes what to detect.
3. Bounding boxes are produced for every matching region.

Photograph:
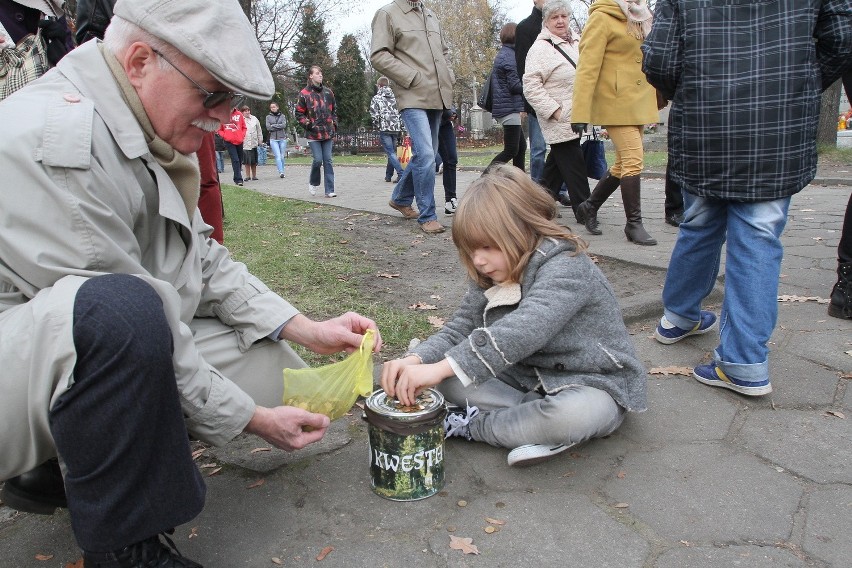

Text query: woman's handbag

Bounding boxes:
[477,71,494,112]
[581,128,608,180]
[0,28,50,101]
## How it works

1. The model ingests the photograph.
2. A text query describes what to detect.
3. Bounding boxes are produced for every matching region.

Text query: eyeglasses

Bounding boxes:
[152,49,245,109]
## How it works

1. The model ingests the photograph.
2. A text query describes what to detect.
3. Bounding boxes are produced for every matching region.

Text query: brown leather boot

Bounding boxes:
[620,175,657,246]
[577,172,621,235]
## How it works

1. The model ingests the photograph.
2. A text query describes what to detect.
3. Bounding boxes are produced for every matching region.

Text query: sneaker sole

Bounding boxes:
[654,319,718,345]
[507,444,573,467]
[692,370,773,396]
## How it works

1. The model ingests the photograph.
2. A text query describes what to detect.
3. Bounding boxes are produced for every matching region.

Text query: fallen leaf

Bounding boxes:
[250,447,272,454]
[65,559,84,568]
[247,479,266,488]
[613,503,630,509]
[316,546,334,561]
[825,410,846,419]
[188,527,199,539]
[841,372,852,379]
[377,273,400,279]
[271,557,283,565]
[430,295,442,300]
[35,554,53,561]
[207,466,222,476]
[288,232,300,236]
[448,535,480,555]
[777,295,829,304]
[408,302,438,310]
[484,517,506,526]
[338,240,349,244]
[191,448,206,460]
[648,366,692,376]
[199,463,219,469]
[427,316,445,328]
[617,471,627,479]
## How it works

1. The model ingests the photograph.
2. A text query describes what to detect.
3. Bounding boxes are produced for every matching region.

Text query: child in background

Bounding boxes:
[380,165,647,466]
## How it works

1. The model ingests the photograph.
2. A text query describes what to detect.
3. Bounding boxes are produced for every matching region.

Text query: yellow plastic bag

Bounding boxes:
[282,329,376,421]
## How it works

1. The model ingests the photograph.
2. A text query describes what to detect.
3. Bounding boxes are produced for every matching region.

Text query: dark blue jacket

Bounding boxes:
[490,44,524,119]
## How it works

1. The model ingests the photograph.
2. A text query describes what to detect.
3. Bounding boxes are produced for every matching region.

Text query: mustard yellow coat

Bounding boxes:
[571,0,658,126]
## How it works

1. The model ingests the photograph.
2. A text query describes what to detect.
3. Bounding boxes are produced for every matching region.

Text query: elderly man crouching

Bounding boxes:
[0,0,382,566]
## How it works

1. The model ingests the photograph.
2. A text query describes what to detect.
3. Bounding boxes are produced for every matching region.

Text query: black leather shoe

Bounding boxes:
[1,459,68,514]
[665,213,684,227]
[84,533,203,568]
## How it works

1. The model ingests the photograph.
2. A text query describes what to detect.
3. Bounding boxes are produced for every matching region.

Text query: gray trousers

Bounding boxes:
[438,375,625,450]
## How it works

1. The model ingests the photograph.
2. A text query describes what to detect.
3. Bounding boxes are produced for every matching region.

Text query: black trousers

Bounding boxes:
[489,124,527,171]
[664,162,684,218]
[49,274,205,552]
[541,138,591,219]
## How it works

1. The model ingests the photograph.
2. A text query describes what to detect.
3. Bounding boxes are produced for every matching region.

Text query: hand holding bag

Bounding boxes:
[581,128,608,180]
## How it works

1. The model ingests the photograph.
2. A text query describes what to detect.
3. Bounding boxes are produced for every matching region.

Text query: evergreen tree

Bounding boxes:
[291,1,334,90]
[332,34,370,130]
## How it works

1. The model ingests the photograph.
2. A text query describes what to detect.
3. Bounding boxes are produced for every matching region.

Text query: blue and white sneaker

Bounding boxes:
[693,362,772,396]
[654,311,718,344]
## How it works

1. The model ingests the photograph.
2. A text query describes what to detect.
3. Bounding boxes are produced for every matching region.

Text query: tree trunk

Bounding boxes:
[239,0,252,20]
[817,80,842,147]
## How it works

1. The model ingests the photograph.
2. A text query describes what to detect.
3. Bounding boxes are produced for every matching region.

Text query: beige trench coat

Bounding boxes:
[0,42,302,480]
[370,0,455,111]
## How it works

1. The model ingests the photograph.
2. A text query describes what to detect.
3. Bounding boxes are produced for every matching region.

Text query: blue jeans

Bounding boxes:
[437,118,458,201]
[215,150,225,173]
[308,139,335,194]
[269,138,287,175]
[225,142,243,184]
[393,108,441,223]
[527,114,546,183]
[438,376,624,449]
[662,193,791,382]
[379,132,403,181]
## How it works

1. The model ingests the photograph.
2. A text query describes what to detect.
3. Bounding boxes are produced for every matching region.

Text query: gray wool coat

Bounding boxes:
[411,238,647,412]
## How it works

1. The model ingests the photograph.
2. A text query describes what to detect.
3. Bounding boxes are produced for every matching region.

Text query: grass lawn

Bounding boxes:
[220,185,436,366]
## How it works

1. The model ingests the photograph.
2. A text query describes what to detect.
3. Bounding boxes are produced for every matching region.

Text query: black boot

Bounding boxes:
[620,175,657,246]
[1,458,67,514]
[577,172,620,236]
[84,533,203,568]
[828,262,852,319]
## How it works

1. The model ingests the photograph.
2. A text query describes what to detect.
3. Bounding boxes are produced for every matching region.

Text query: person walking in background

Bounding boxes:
[214,132,226,173]
[523,0,592,232]
[371,0,456,235]
[643,0,852,395]
[218,106,248,186]
[516,0,547,183]
[380,165,646,467]
[370,76,404,183]
[828,69,852,320]
[437,108,458,215]
[572,0,659,246]
[487,23,527,173]
[241,105,263,181]
[295,65,338,198]
[266,102,289,179]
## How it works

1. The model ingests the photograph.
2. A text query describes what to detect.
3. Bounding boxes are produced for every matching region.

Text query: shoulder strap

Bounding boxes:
[546,39,576,69]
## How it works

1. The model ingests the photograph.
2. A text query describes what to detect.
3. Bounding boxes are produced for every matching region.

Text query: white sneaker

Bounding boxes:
[325,192,337,198]
[308,184,318,196]
[443,404,480,440]
[507,443,572,467]
[444,198,458,215]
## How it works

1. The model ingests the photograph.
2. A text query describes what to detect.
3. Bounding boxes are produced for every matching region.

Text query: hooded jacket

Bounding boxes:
[370,85,402,132]
[295,83,337,141]
[218,108,247,145]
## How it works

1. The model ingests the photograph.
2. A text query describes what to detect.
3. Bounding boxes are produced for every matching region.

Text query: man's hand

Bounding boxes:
[571,122,588,135]
[244,406,330,451]
[279,312,382,355]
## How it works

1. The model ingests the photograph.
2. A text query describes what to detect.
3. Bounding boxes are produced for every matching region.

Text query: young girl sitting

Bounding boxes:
[380,165,647,466]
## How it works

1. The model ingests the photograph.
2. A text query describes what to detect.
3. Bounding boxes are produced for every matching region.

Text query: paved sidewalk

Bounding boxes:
[1,165,850,567]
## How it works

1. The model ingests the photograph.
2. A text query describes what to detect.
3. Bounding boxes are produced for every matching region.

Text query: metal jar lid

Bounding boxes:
[365,388,445,422]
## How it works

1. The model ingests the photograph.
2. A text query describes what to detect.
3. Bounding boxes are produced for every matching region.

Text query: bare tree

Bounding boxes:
[818,80,843,147]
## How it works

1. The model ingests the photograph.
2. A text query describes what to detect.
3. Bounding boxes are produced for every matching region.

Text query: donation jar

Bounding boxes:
[364,388,447,501]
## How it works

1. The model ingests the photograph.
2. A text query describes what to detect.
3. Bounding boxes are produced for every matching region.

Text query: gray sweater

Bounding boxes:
[412,238,647,412]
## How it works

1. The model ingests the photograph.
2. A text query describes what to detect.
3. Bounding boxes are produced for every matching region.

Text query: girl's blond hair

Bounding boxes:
[452,164,586,288]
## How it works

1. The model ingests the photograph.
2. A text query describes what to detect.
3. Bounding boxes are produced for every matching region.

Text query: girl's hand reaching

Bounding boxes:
[381,357,453,406]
